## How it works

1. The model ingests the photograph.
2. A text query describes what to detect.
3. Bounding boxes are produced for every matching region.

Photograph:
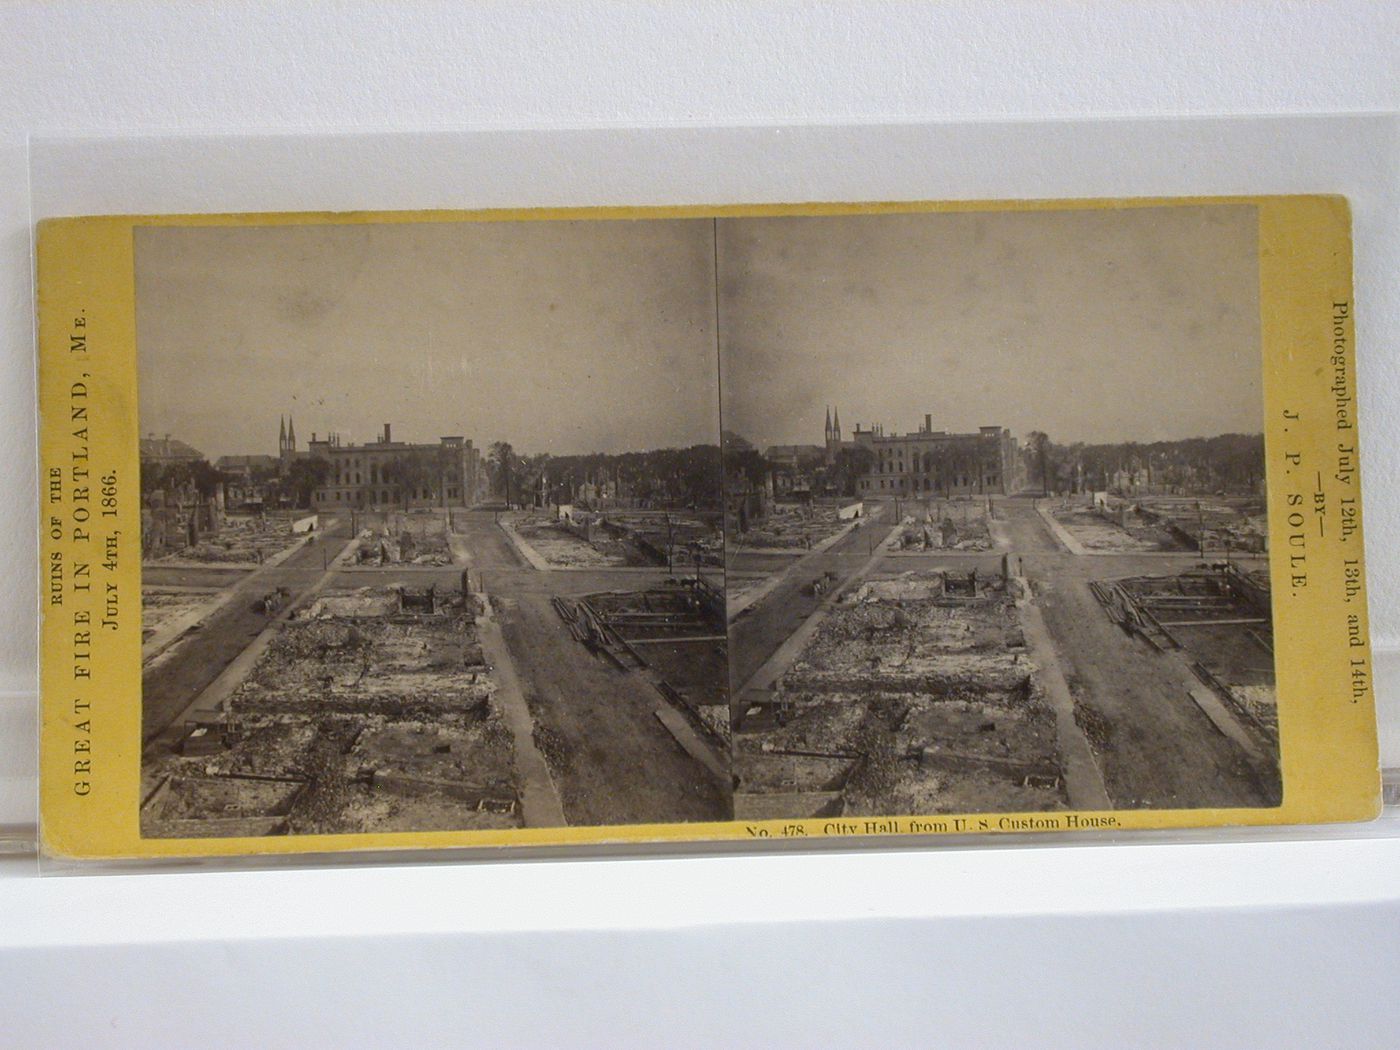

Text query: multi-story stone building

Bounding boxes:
[849,413,1021,498]
[307,423,480,510]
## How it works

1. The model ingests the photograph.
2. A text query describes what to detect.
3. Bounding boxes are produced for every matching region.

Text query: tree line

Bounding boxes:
[141,456,333,509]
[486,441,723,510]
[1022,431,1265,496]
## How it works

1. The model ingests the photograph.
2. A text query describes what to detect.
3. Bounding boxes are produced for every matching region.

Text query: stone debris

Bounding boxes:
[736,570,1065,816]
[356,511,454,565]
[734,504,849,550]
[515,510,722,568]
[895,503,993,551]
[141,585,522,838]
[155,513,302,565]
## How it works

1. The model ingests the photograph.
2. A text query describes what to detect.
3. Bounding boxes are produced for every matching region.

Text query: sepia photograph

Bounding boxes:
[127,202,1290,841]
[720,205,1281,822]
[134,218,730,837]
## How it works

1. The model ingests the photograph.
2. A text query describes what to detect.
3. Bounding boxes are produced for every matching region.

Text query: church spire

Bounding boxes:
[279,415,286,452]
[825,405,832,441]
[832,406,841,439]
[287,415,296,450]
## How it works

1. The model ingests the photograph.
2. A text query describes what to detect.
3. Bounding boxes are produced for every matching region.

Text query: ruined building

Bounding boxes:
[845,412,1022,497]
[307,423,480,510]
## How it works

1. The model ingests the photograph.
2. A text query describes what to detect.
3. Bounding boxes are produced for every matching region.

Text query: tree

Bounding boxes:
[285,457,330,509]
[1024,431,1052,495]
[830,445,875,497]
[489,441,517,507]
[140,458,230,503]
[189,460,230,500]
[516,452,552,507]
[724,447,770,487]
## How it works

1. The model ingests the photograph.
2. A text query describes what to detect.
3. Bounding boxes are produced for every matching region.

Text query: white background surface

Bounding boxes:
[2,4,1399,1047]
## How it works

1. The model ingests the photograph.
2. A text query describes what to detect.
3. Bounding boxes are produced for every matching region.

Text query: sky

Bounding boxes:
[135,218,720,461]
[717,204,1263,449]
[137,204,1263,462]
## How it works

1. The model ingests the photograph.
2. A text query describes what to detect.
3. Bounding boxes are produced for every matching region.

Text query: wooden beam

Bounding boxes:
[626,634,727,645]
[1157,617,1268,627]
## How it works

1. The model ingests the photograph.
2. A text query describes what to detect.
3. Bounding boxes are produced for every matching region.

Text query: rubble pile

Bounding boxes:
[141,586,521,837]
[1137,498,1268,553]
[357,512,454,565]
[1052,503,1183,552]
[896,504,993,551]
[1108,570,1277,741]
[606,513,724,567]
[735,570,1066,816]
[516,522,632,567]
[737,504,848,550]
[158,514,301,564]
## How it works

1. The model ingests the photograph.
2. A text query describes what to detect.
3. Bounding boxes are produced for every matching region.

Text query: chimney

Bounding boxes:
[925,414,932,433]
[383,423,391,443]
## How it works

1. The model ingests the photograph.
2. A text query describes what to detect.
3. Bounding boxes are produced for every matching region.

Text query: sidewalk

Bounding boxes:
[725,512,878,622]
[495,518,551,571]
[165,532,362,729]
[1010,570,1112,810]
[474,593,568,828]
[734,524,902,705]
[141,530,321,664]
[1035,502,1088,556]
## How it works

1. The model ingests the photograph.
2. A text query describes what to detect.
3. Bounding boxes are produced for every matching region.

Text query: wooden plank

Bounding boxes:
[627,634,727,645]
[1157,617,1268,627]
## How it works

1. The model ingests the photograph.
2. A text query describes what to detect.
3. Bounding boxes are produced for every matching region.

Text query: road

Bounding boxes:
[732,495,1279,810]
[727,518,899,704]
[140,516,355,743]
[454,509,728,825]
[141,495,1278,819]
[143,506,729,825]
[995,498,1279,808]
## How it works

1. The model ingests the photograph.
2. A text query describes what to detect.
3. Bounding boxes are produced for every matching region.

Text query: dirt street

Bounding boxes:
[733,496,1278,810]
[995,499,1278,808]
[459,509,727,824]
[728,519,899,699]
[141,516,354,743]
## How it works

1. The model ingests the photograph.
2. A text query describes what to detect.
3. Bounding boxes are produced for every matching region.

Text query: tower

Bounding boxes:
[825,405,842,463]
[279,414,297,474]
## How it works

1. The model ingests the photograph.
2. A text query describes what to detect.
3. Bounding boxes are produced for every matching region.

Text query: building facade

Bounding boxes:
[850,414,1021,498]
[308,423,480,510]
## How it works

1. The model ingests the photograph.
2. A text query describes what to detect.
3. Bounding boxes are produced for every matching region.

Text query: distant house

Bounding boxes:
[763,444,826,470]
[215,453,280,482]
[140,434,204,464]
